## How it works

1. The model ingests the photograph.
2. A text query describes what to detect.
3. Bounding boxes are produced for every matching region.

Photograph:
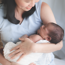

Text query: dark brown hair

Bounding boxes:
[47,23,64,44]
[2,0,36,24]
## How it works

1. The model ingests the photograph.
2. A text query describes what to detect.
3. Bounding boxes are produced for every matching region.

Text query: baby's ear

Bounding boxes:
[46,36,51,41]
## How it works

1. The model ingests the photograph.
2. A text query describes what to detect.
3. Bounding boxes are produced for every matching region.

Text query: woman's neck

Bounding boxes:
[15,6,25,24]
[15,6,25,16]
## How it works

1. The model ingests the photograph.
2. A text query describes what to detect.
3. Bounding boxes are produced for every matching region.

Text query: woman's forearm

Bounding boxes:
[0,48,10,65]
[0,48,6,64]
[33,41,63,53]
[0,53,5,64]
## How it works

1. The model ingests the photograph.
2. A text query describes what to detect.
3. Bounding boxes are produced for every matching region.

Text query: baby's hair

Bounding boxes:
[2,0,36,24]
[47,23,64,44]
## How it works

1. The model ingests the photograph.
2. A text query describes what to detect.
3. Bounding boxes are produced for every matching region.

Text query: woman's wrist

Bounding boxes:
[32,43,41,53]
[32,43,45,53]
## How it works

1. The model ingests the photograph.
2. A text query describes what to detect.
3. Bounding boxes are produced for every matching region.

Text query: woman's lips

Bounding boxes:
[26,7,32,9]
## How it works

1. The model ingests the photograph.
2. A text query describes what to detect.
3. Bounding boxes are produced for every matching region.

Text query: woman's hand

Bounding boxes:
[20,34,28,39]
[9,38,35,62]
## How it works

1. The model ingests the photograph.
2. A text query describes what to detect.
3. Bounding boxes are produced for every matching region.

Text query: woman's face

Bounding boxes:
[15,0,39,11]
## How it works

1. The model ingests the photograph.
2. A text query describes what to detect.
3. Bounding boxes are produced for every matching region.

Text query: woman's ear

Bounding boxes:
[46,36,51,41]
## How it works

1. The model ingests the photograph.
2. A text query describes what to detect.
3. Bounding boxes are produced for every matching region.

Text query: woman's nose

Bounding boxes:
[29,0,39,7]
[42,25,44,28]
[31,0,35,7]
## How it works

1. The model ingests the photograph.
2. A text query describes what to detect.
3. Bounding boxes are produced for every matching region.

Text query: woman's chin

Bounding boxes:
[24,8,32,11]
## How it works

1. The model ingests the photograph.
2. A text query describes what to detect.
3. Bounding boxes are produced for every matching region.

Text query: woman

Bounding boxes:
[0,0,63,65]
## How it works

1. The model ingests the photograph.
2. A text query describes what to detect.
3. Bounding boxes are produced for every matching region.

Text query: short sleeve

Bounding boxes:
[35,0,43,20]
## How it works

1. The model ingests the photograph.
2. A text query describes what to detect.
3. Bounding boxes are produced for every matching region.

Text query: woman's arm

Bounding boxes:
[33,41,63,53]
[0,48,11,65]
[8,38,63,61]
[41,2,56,24]
[0,48,21,65]
[39,2,63,52]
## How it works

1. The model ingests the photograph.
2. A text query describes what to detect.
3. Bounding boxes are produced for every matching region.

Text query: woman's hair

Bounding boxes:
[2,0,36,24]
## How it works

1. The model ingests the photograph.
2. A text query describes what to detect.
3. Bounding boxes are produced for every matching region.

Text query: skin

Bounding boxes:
[20,25,50,43]
[37,25,49,40]
[0,0,63,65]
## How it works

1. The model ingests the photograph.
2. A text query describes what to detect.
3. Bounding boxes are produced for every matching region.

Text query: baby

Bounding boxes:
[22,22,64,44]
[3,23,64,65]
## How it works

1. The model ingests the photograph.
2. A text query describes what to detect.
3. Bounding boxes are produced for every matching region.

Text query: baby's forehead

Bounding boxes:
[45,24,55,30]
[42,23,54,29]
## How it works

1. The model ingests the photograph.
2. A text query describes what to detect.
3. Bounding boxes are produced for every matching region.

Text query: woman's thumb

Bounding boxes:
[19,38,25,41]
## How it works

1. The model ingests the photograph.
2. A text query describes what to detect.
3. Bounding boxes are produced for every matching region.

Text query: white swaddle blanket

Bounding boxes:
[3,40,52,65]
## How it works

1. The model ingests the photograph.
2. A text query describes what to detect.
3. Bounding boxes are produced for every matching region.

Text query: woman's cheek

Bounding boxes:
[36,0,39,2]
[15,0,28,8]
[19,3,29,8]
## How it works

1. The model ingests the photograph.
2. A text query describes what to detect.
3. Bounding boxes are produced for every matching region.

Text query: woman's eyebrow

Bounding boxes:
[25,0,31,2]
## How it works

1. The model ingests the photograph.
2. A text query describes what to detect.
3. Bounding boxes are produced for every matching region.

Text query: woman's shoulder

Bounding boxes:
[35,0,50,18]
[40,2,56,24]
[35,0,43,20]
[35,1,50,22]
[41,2,51,14]
[41,2,50,9]
[35,0,49,9]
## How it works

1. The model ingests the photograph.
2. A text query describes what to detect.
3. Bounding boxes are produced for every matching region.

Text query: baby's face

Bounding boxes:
[37,25,49,39]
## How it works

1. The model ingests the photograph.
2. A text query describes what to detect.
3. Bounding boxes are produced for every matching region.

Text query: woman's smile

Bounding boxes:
[26,7,32,10]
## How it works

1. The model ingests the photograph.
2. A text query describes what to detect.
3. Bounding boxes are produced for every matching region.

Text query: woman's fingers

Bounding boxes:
[10,52,22,59]
[19,38,25,42]
[17,53,27,62]
[10,45,20,51]
[9,49,21,57]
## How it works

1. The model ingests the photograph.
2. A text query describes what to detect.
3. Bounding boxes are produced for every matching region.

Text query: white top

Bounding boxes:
[0,0,42,47]
[3,40,51,65]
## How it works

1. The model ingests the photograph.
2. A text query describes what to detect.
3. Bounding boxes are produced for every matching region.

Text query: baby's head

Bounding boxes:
[37,23,64,44]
